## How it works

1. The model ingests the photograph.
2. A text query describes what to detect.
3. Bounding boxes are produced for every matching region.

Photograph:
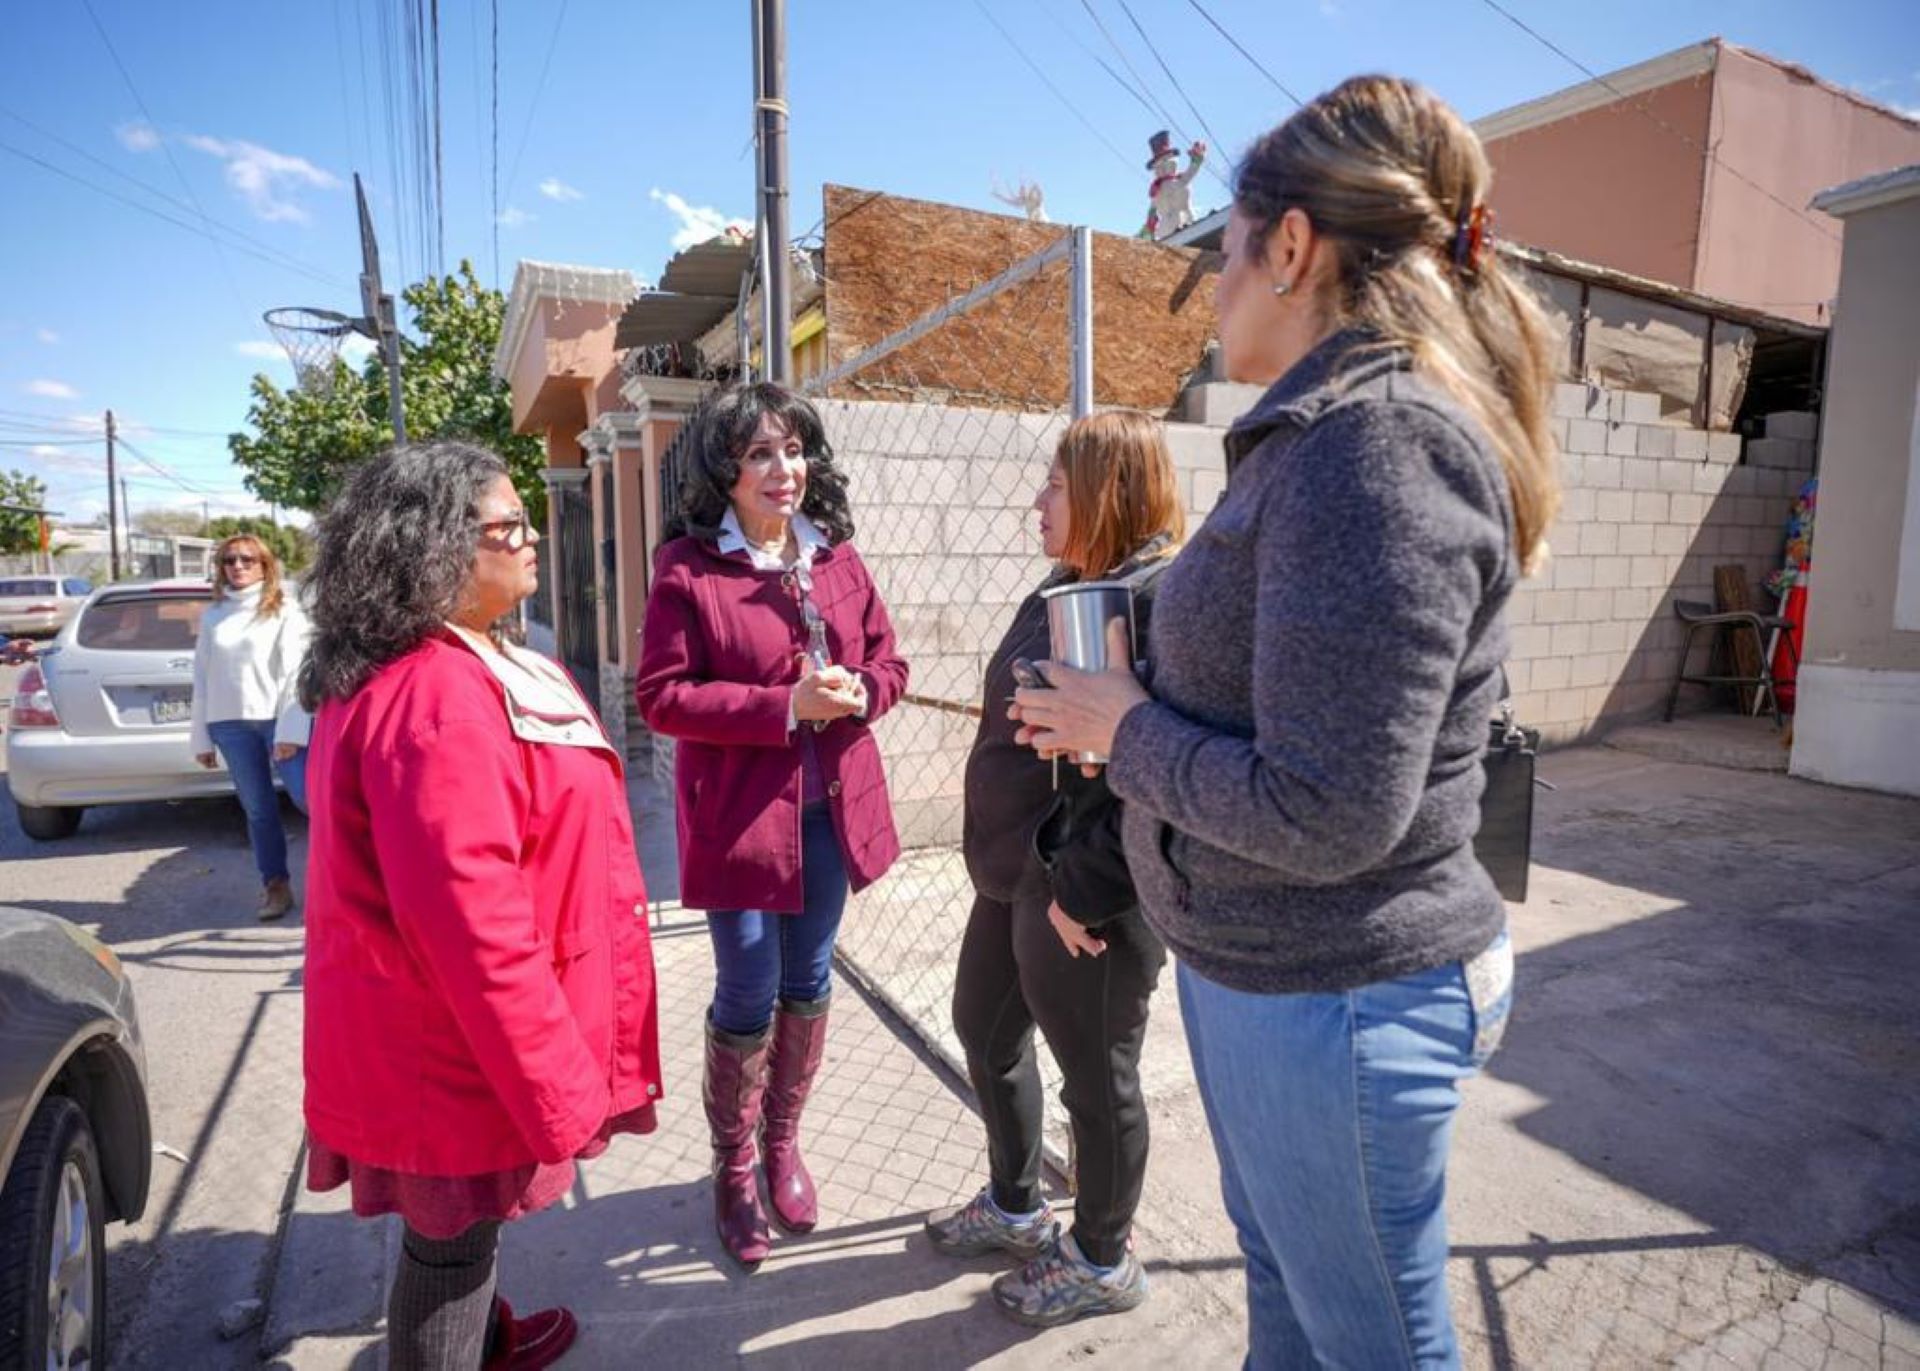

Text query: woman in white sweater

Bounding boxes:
[190,534,311,920]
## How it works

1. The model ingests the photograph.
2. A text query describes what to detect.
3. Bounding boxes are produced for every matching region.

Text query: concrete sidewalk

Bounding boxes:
[263,736,1920,1368]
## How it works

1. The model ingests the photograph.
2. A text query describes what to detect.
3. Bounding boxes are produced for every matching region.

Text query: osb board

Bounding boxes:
[820,185,1220,414]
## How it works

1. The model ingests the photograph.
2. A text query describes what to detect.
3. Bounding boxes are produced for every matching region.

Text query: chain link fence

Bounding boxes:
[799,230,1093,1148]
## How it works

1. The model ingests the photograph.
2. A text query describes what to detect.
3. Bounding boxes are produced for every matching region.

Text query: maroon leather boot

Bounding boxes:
[704,1017,773,1268]
[760,994,830,1233]
[482,1298,578,1370]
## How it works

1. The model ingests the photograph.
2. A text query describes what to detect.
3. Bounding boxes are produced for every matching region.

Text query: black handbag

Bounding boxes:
[1474,696,1539,903]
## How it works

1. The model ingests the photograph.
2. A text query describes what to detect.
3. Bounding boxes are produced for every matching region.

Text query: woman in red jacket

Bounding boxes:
[636,382,907,1270]
[300,442,661,1371]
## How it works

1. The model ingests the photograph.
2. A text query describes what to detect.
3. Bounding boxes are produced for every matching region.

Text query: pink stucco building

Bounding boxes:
[1475,39,1920,328]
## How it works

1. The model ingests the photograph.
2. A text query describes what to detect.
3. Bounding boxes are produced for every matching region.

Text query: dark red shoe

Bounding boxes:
[483,1298,578,1370]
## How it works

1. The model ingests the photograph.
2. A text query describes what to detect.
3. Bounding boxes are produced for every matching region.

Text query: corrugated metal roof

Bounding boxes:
[658,236,753,296]
[613,236,754,348]
[615,292,738,348]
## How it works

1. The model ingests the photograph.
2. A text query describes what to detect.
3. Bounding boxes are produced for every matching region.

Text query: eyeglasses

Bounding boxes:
[477,510,536,548]
[220,554,260,568]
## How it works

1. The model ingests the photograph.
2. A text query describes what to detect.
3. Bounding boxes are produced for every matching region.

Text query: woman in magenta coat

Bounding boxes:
[636,382,907,1270]
[301,442,661,1370]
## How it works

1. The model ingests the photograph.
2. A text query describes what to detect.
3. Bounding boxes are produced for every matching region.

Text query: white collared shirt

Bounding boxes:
[712,509,862,731]
[716,508,829,572]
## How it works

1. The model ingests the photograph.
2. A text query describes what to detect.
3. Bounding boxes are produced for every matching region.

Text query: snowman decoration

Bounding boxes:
[1144,130,1207,241]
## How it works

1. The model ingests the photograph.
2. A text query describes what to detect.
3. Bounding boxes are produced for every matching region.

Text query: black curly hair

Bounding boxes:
[299,440,512,707]
[668,382,855,545]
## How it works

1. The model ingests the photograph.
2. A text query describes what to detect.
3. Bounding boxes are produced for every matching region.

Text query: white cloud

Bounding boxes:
[538,178,583,203]
[340,335,378,366]
[649,188,751,252]
[24,445,105,475]
[116,119,161,152]
[496,205,536,227]
[182,134,341,222]
[235,340,288,361]
[36,328,60,344]
[26,379,79,399]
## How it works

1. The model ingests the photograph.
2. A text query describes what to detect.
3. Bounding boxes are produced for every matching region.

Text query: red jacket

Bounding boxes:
[302,633,661,1175]
[635,535,907,912]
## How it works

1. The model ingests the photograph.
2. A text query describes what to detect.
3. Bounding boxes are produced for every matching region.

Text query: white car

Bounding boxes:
[5,579,239,840]
[0,575,93,637]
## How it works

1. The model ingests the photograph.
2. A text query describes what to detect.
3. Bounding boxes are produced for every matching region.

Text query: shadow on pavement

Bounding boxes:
[1474,748,1920,1364]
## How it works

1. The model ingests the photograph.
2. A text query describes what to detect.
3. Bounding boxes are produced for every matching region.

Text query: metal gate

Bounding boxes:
[552,476,601,717]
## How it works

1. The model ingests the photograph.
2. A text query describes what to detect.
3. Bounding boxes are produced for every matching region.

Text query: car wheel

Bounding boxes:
[15,801,83,841]
[0,1095,107,1371]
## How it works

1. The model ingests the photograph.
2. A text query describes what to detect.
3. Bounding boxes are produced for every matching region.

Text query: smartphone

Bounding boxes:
[1009,657,1049,691]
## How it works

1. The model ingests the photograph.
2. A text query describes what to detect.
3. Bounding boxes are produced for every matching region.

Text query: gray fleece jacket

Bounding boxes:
[1107,332,1517,994]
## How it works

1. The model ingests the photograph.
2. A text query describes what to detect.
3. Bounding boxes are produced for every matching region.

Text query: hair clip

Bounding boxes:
[1452,204,1494,273]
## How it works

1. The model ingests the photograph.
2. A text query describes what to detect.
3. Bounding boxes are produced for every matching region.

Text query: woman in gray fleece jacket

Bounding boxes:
[1014,76,1560,1369]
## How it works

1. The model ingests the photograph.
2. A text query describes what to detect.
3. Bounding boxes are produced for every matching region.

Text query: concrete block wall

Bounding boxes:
[795,382,1810,852]
[1506,384,1812,743]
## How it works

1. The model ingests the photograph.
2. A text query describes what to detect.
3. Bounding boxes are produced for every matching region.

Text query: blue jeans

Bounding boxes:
[207,719,305,886]
[1177,933,1512,1370]
[706,804,849,1035]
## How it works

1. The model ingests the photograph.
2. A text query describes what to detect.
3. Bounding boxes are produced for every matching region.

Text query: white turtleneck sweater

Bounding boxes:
[188,583,312,754]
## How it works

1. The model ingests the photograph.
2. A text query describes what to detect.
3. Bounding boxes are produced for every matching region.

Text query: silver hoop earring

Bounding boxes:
[1271,282,1293,297]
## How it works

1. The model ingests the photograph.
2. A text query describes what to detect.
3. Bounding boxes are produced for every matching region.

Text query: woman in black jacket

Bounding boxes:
[926,410,1184,1328]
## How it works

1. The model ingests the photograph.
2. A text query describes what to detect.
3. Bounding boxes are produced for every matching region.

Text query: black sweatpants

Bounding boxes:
[952,877,1167,1268]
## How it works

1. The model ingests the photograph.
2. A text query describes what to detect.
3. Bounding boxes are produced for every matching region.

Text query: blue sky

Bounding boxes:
[2,0,1916,523]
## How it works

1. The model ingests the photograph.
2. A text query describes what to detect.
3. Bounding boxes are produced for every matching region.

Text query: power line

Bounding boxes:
[502,0,570,204]
[1035,2,1159,122]
[1071,0,1231,190]
[0,141,347,289]
[970,0,1136,174]
[1182,0,1302,108]
[116,438,226,497]
[1476,0,1841,245]
[79,0,245,310]
[1111,0,1231,187]
[0,109,350,288]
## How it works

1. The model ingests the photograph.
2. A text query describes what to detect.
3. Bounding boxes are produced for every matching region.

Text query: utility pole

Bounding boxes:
[104,409,121,580]
[753,0,792,384]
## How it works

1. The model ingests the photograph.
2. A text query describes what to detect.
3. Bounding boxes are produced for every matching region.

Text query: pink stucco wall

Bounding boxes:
[1484,78,1712,290]
[1483,44,1920,326]
[505,299,626,436]
[1697,47,1920,325]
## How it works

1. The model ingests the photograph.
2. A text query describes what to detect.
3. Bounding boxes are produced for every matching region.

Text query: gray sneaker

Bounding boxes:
[925,1187,1059,1259]
[991,1233,1148,1327]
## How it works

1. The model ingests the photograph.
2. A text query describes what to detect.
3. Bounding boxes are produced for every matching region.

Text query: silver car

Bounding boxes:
[6,580,235,841]
[0,575,94,637]
[0,906,152,1369]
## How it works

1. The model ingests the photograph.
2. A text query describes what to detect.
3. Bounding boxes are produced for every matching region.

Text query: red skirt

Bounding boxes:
[306,1104,658,1240]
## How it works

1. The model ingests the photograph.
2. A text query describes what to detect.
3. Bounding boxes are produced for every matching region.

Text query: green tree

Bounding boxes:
[205,515,314,572]
[228,260,546,522]
[1,469,51,555]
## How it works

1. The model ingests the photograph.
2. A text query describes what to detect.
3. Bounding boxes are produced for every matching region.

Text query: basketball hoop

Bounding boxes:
[263,306,362,396]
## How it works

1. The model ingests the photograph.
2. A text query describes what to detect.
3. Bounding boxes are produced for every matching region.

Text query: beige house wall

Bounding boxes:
[1791,177,1920,797]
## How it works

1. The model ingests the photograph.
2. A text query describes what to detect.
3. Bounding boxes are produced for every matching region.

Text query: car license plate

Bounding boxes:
[151,692,191,725]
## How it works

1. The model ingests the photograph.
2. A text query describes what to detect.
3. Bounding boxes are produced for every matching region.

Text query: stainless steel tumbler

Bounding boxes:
[1041,580,1136,764]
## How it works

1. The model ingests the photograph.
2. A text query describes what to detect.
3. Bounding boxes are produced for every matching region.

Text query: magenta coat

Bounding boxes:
[635,535,908,913]
[302,633,662,1176]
